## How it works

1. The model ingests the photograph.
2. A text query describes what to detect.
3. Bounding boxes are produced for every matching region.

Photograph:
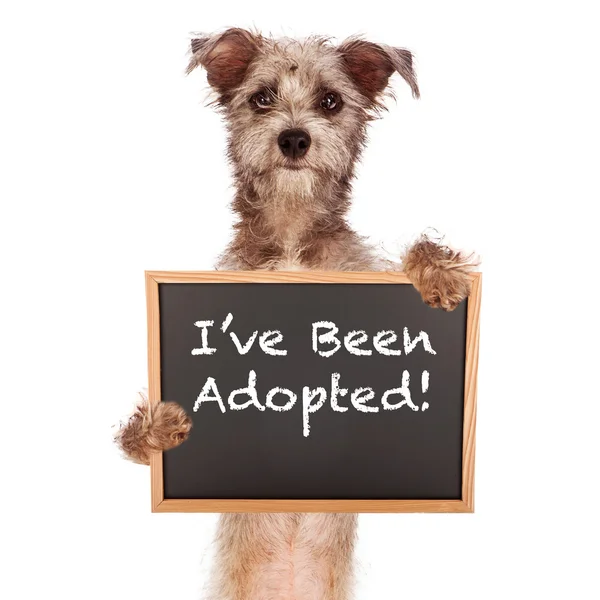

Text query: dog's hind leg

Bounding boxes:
[293,513,358,600]
[208,513,299,600]
[114,390,191,464]
[208,513,358,600]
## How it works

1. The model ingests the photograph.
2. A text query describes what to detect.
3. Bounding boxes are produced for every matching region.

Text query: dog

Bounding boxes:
[116,28,477,600]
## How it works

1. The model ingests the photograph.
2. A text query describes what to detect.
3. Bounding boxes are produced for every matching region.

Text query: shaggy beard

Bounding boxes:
[247,166,332,247]
[257,167,316,201]
[252,167,332,221]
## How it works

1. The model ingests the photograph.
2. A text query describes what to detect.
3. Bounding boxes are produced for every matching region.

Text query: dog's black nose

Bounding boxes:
[278,129,311,159]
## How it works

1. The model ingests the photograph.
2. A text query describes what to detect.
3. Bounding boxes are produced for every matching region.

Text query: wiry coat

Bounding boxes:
[116,29,477,600]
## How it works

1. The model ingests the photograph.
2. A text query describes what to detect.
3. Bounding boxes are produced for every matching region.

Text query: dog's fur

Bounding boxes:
[115,28,477,600]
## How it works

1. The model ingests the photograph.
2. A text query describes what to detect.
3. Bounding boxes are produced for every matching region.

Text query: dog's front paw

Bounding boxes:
[115,392,192,465]
[402,235,479,311]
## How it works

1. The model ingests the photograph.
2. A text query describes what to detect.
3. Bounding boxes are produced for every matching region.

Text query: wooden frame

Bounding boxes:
[146,271,481,513]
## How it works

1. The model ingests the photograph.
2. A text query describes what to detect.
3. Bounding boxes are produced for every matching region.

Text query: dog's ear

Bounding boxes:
[187,28,260,95]
[338,38,419,102]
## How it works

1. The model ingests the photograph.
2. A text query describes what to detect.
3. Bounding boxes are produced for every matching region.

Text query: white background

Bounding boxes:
[1,1,599,599]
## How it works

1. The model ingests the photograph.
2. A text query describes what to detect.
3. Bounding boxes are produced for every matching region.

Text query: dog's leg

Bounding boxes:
[114,390,191,464]
[209,513,357,600]
[293,514,358,600]
[210,513,299,600]
[402,233,479,311]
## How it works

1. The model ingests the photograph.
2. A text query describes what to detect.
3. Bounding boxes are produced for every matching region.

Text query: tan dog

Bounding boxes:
[116,28,477,600]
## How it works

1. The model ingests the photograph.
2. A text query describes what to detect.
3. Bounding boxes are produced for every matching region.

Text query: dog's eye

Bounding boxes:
[320,92,340,111]
[251,91,273,109]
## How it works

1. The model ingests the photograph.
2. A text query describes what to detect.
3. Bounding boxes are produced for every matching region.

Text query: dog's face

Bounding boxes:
[188,29,419,197]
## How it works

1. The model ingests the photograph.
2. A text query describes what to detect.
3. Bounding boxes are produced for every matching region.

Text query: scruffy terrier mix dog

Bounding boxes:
[116,28,477,600]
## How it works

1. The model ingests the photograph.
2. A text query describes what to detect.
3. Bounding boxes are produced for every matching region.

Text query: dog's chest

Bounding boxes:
[277,259,306,271]
[265,206,312,271]
[277,239,307,271]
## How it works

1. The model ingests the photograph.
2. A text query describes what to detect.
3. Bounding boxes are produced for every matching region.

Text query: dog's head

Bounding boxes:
[188,29,419,196]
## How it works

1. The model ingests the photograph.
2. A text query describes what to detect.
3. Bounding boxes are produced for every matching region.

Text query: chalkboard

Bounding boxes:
[146,271,480,513]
